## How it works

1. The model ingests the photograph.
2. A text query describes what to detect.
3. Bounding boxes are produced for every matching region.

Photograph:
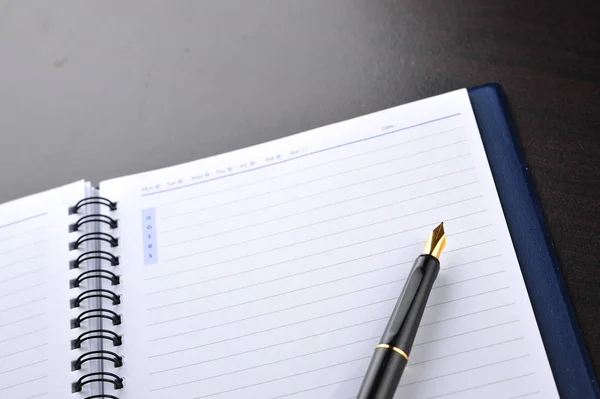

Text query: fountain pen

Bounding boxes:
[356,222,447,399]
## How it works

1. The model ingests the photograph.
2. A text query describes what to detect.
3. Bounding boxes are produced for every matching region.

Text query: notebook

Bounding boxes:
[0,87,595,399]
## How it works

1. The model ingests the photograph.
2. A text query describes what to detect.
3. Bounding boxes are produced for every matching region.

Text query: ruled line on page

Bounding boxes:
[0,267,45,284]
[162,164,476,244]
[0,313,45,328]
[0,240,45,256]
[272,341,529,399]
[147,270,507,343]
[440,254,501,271]
[0,375,49,392]
[161,152,471,233]
[147,199,486,282]
[0,226,47,245]
[160,147,471,228]
[159,178,479,266]
[150,336,377,376]
[0,359,48,376]
[159,175,477,248]
[146,249,501,330]
[153,222,487,290]
[412,319,520,348]
[160,179,481,260]
[434,270,505,289]
[147,230,494,305]
[152,357,355,393]
[146,256,503,333]
[147,255,508,326]
[149,315,389,359]
[148,232,495,310]
[147,285,509,351]
[157,127,465,209]
[0,327,48,344]
[148,214,487,296]
[0,282,47,300]
[147,255,401,310]
[0,255,44,271]
[147,236,494,311]
[145,114,462,198]
[0,343,48,360]
[149,319,521,384]
[273,376,364,399]
[147,218,491,298]
[316,356,534,399]
[425,286,509,310]
[147,238,488,304]
[149,305,518,376]
[0,213,47,231]
[428,373,536,398]
[161,184,481,264]
[508,391,541,399]
[182,352,528,398]
[154,346,524,394]
[25,393,48,399]
[399,355,530,387]
[0,297,47,313]
[148,287,512,358]
[409,336,524,367]
[418,302,515,328]
[423,301,514,326]
[149,297,392,343]
[147,250,496,341]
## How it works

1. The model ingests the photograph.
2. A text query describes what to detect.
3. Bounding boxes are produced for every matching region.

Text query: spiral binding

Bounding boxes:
[69,197,124,398]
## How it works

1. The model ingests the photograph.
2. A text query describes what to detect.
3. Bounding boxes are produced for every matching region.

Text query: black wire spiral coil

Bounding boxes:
[69,197,124,398]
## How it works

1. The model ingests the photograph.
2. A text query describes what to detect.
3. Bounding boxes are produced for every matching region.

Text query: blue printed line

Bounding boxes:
[142,113,461,197]
[0,213,48,231]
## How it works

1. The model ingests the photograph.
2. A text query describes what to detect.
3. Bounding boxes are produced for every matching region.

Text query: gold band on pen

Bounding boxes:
[374,344,409,360]
[392,347,409,360]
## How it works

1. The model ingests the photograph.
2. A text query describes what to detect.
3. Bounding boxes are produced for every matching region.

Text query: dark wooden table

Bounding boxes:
[1,0,598,377]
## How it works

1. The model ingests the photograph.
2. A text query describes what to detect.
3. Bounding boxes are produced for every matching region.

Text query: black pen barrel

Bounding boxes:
[357,254,440,399]
[357,346,408,399]
[395,255,440,352]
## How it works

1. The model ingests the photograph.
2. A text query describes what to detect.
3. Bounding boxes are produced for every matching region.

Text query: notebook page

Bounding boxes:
[101,89,558,399]
[0,182,86,399]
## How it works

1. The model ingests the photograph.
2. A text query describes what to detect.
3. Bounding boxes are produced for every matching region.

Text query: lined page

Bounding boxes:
[102,89,558,399]
[0,182,86,399]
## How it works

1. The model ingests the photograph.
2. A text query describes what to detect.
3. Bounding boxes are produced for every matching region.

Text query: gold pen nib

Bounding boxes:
[423,222,447,259]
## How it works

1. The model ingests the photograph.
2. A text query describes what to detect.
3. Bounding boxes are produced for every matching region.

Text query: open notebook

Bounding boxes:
[0,89,560,399]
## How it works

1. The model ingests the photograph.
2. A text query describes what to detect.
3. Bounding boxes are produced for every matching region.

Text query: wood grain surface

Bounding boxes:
[0,0,598,378]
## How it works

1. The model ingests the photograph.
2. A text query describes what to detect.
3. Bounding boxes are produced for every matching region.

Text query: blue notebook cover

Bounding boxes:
[468,83,599,399]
